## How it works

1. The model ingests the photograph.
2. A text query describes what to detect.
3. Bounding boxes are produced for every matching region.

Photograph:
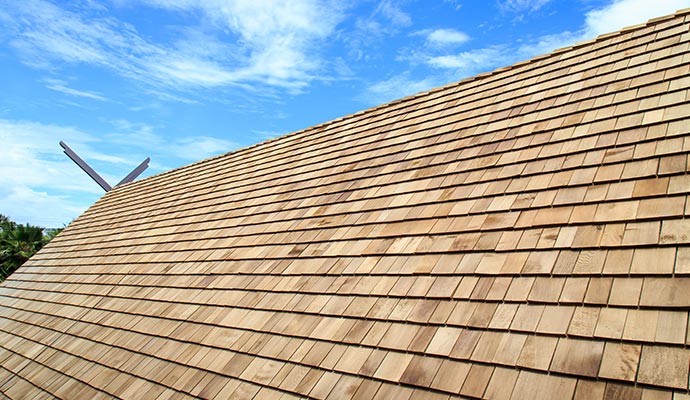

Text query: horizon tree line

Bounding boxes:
[0,214,63,282]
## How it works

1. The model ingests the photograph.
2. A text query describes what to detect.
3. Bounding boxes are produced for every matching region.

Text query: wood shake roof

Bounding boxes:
[3,9,690,399]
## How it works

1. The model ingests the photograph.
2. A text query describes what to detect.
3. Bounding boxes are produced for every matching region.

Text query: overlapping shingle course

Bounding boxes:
[2,8,690,399]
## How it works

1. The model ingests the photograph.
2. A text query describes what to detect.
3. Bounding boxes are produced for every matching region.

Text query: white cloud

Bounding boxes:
[0,119,125,192]
[139,90,200,106]
[515,31,579,58]
[1,0,348,96]
[515,0,690,56]
[443,0,463,11]
[395,43,508,80]
[427,29,470,46]
[363,0,690,108]
[1,186,85,228]
[5,0,157,69]
[170,136,238,161]
[154,0,345,91]
[362,73,439,105]
[43,78,107,101]
[332,57,355,78]
[0,118,238,226]
[498,0,552,13]
[583,0,690,37]
[0,119,106,227]
[253,130,285,141]
[403,0,690,82]
[105,120,237,161]
[376,0,413,27]
[344,0,414,61]
[427,46,506,71]
[149,58,241,88]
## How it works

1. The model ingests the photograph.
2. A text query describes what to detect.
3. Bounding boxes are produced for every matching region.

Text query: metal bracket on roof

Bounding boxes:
[60,140,150,192]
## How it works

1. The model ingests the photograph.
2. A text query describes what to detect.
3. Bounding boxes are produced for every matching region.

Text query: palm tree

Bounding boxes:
[43,227,64,241]
[0,215,59,282]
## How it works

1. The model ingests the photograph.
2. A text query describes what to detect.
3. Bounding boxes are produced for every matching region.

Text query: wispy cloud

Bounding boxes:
[345,0,414,61]
[583,0,690,37]
[426,46,506,71]
[1,186,86,229]
[364,0,689,105]
[0,119,139,189]
[376,0,413,27]
[362,73,439,105]
[426,29,471,46]
[1,0,348,97]
[140,0,348,92]
[0,119,106,227]
[0,117,239,226]
[497,0,552,13]
[514,0,690,55]
[5,1,156,70]
[43,78,107,101]
[170,136,238,161]
[395,42,502,77]
[253,130,286,141]
[443,0,463,11]
[106,120,238,161]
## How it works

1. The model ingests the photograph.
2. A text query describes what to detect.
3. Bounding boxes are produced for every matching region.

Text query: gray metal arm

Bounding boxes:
[116,157,150,187]
[60,141,112,192]
[60,141,150,192]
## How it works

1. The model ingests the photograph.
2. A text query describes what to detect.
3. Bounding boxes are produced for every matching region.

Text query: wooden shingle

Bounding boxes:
[4,8,690,399]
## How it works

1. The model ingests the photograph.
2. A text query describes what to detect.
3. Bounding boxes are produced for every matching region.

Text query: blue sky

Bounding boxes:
[1,0,689,227]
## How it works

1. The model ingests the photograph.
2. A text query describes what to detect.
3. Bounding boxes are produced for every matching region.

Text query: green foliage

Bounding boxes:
[0,214,63,282]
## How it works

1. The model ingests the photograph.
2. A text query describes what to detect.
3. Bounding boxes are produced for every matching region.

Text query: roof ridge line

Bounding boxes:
[114,8,690,194]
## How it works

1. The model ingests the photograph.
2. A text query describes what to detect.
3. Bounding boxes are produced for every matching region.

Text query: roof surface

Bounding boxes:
[3,9,690,400]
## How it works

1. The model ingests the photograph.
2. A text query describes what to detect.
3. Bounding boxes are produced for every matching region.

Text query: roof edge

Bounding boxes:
[113,7,690,194]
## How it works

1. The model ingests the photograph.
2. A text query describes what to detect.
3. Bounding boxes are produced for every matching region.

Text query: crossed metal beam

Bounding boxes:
[60,141,150,192]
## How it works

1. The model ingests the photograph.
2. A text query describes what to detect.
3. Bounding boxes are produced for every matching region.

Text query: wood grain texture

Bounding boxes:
[3,9,690,399]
